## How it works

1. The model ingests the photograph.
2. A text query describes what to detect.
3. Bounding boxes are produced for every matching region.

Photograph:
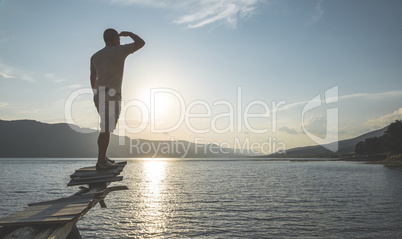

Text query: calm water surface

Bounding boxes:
[1,159,402,238]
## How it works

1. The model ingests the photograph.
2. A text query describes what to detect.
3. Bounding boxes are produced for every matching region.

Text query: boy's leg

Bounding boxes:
[97,131,110,165]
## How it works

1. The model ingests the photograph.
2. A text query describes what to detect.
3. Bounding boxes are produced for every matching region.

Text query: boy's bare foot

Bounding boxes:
[96,161,118,170]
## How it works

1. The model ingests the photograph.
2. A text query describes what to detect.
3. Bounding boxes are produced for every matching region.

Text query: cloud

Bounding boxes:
[311,0,324,23]
[0,62,17,79]
[0,63,67,83]
[364,107,402,130]
[339,91,402,101]
[0,101,8,108]
[60,84,82,90]
[45,73,64,83]
[302,115,327,137]
[0,72,15,79]
[281,90,402,111]
[0,62,35,82]
[109,0,264,28]
[174,0,261,28]
[19,108,40,114]
[279,126,298,135]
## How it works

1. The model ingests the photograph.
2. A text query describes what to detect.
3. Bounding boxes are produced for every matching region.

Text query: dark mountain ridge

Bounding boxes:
[0,119,242,158]
[0,119,388,158]
[267,127,388,158]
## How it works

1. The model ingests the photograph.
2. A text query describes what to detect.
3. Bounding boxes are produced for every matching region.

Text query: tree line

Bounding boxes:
[355,120,402,156]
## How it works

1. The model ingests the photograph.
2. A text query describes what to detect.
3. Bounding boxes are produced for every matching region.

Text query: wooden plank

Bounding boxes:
[29,195,93,206]
[0,226,19,238]
[67,176,123,186]
[3,226,42,239]
[0,215,75,226]
[0,224,77,239]
[0,204,83,221]
[31,226,54,239]
[0,210,76,226]
[70,175,121,182]
[0,195,94,227]
[68,161,127,186]
[46,221,77,239]
[93,186,129,209]
[74,161,127,172]
[70,161,126,180]
[93,186,129,199]
[70,171,117,179]
[99,185,129,193]
[0,161,128,236]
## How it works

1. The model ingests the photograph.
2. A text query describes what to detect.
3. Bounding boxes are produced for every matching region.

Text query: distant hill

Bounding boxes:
[0,119,243,158]
[0,119,389,158]
[266,127,388,158]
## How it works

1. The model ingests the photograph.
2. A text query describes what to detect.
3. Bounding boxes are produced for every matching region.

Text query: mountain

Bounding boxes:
[0,119,243,158]
[266,127,388,158]
[0,119,389,158]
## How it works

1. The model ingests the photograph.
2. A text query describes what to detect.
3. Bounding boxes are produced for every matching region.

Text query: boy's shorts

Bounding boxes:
[94,92,121,132]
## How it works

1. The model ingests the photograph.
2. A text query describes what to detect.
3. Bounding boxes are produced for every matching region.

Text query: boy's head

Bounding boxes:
[103,28,120,46]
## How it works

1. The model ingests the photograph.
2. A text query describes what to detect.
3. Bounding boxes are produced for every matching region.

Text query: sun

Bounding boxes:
[121,86,185,136]
[150,89,171,117]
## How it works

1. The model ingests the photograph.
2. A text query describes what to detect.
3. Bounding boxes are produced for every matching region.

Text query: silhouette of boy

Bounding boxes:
[90,28,145,170]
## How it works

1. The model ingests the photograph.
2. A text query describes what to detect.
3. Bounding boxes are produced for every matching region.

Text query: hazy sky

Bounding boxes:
[1,0,401,152]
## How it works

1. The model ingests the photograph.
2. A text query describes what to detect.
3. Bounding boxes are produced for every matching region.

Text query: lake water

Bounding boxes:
[1,158,402,238]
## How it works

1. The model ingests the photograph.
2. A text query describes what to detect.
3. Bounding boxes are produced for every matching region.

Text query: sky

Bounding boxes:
[0,0,401,153]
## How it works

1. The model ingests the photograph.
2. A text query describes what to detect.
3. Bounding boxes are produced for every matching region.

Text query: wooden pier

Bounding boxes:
[0,161,128,239]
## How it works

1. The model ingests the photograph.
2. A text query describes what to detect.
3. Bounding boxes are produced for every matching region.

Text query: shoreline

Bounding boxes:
[366,158,402,170]
[341,157,402,170]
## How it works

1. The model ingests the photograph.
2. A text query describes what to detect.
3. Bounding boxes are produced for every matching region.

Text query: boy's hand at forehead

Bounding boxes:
[119,31,131,37]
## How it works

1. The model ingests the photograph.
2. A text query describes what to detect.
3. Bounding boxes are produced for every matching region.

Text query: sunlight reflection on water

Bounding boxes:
[2,159,402,238]
[139,160,167,235]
